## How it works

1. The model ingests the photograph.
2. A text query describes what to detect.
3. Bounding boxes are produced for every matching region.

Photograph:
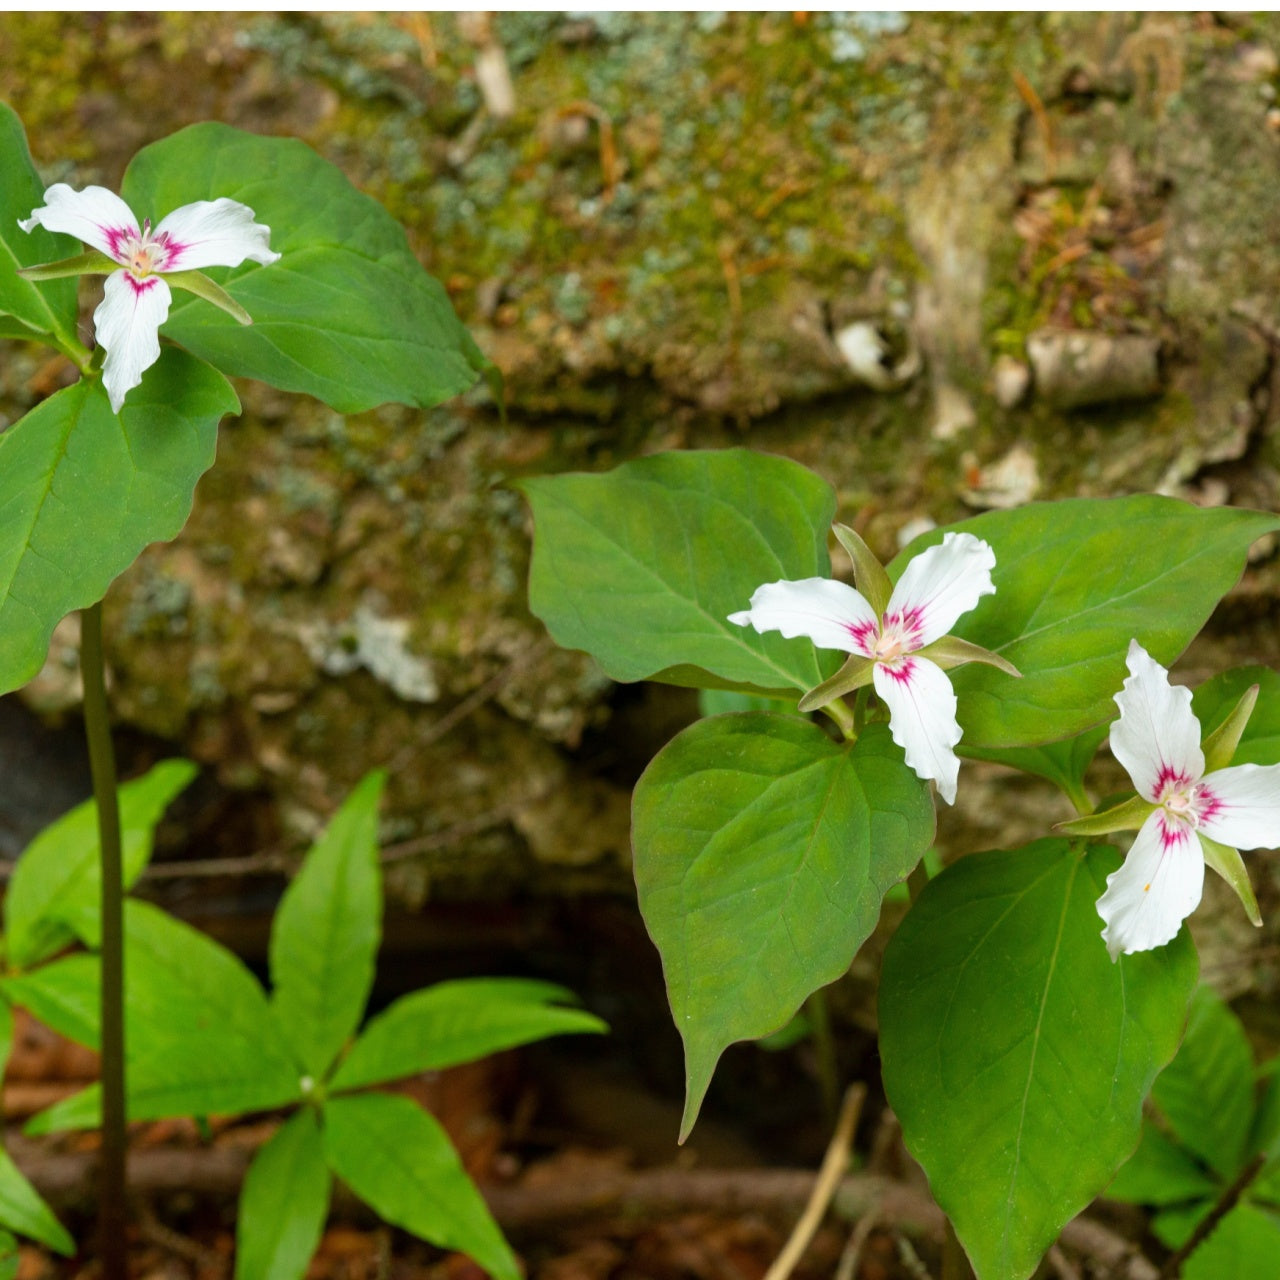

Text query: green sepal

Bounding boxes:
[1203,683,1260,774]
[797,652,876,713]
[164,269,253,325]
[18,249,117,280]
[917,635,1022,678]
[832,524,892,617]
[1056,793,1153,836]
[1200,833,1262,927]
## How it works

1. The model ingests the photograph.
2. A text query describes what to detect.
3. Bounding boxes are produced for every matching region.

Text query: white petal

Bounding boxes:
[1197,763,1280,851]
[873,655,962,804]
[884,532,996,650]
[18,183,139,263]
[93,271,172,413]
[1110,640,1205,803]
[151,198,281,271]
[728,578,879,656]
[1097,809,1205,961]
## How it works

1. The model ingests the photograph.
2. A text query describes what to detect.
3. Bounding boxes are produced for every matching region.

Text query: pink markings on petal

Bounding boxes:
[125,275,161,298]
[1153,763,1196,804]
[1193,784,1224,826]
[101,226,137,263]
[148,231,189,272]
[880,657,916,685]
[843,619,878,656]
[1156,813,1191,855]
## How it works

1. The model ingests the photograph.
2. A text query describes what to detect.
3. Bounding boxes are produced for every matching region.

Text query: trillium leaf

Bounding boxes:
[1180,1203,1280,1280]
[269,771,385,1079]
[893,497,1280,750]
[322,1092,520,1280]
[879,839,1197,1280]
[5,758,197,968]
[521,449,840,698]
[0,347,237,698]
[0,103,79,350]
[962,725,1109,807]
[1105,1121,1220,1207]
[1148,985,1255,1181]
[1192,666,1280,767]
[235,1109,331,1280]
[633,714,934,1139]
[120,122,490,413]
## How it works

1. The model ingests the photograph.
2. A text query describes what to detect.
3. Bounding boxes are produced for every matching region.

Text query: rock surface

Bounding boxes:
[3,12,1280,991]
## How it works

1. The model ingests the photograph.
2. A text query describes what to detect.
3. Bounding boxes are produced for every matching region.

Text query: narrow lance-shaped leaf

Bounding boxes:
[0,349,237,698]
[2,955,100,1050]
[236,1109,331,1280]
[330,978,606,1094]
[121,123,490,413]
[893,497,1280,751]
[521,449,840,698]
[269,771,385,1079]
[26,901,301,1132]
[879,839,1197,1280]
[634,714,933,1139]
[5,758,198,968]
[323,1092,520,1280]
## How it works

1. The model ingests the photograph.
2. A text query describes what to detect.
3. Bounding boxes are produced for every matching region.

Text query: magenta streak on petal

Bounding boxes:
[125,275,160,298]
[881,657,915,685]
[149,231,189,271]
[101,226,136,263]
[1157,813,1191,853]
[844,620,878,656]
[1153,763,1196,804]
[1194,784,1224,825]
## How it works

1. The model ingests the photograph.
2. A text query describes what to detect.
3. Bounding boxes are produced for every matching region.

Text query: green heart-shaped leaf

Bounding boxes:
[894,497,1280,750]
[121,123,489,413]
[880,839,1197,1280]
[0,348,236,697]
[521,449,839,698]
[634,713,933,1138]
[0,103,79,351]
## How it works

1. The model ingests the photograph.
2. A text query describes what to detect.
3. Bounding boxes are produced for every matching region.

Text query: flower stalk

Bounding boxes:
[80,601,128,1280]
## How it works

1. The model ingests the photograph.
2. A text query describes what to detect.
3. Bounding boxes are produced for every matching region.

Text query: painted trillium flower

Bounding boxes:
[728,527,1017,804]
[1062,640,1280,961]
[18,184,280,412]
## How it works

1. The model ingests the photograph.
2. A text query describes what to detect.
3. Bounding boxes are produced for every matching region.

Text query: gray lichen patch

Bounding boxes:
[299,605,439,704]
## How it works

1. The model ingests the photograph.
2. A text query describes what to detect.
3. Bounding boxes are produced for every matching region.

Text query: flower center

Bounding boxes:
[1160,782,1204,828]
[874,630,908,663]
[125,237,158,279]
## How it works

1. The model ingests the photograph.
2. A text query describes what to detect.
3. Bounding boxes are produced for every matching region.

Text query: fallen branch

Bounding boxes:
[6,1134,1157,1279]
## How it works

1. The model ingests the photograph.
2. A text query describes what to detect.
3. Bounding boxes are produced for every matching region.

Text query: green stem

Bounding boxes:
[81,602,128,1280]
[1064,778,1093,818]
[804,989,839,1126]
[821,697,856,740]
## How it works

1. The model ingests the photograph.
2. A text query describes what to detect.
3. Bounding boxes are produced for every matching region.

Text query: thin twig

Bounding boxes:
[1156,1152,1266,1279]
[834,1201,882,1280]
[763,1083,866,1280]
